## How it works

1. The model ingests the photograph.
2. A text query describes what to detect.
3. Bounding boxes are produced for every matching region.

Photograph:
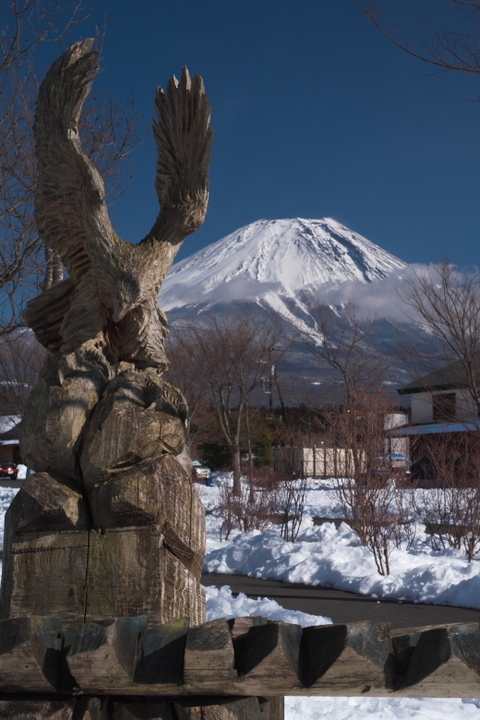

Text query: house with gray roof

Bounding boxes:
[388,357,480,484]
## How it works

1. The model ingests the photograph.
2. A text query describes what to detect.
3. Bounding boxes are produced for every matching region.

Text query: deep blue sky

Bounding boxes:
[43,0,480,266]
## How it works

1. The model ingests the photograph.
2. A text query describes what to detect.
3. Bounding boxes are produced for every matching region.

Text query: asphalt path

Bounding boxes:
[201,573,480,630]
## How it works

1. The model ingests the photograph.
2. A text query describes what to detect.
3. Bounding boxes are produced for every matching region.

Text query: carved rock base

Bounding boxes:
[4,354,206,628]
[1,524,205,626]
[1,459,205,626]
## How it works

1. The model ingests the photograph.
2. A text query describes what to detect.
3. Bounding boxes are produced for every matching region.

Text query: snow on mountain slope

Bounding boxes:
[160,218,417,400]
[160,217,407,313]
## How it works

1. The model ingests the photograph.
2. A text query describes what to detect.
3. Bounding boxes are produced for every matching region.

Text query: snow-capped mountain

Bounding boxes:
[160,217,410,365]
[160,217,420,402]
[161,217,406,315]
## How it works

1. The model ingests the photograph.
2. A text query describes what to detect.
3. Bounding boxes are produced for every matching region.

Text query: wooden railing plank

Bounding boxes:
[300,621,392,693]
[134,617,189,685]
[234,621,302,694]
[184,618,237,685]
[0,616,64,693]
[0,615,479,697]
[66,617,147,692]
[391,622,480,697]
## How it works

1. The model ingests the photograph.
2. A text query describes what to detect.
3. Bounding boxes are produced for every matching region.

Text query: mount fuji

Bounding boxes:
[161,218,406,329]
[160,218,420,401]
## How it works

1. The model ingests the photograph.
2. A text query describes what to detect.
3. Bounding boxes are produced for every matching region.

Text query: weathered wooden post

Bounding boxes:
[1,38,208,630]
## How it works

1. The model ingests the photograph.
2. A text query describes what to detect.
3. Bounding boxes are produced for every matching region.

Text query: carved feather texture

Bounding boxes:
[27,41,212,368]
[34,40,104,285]
[152,67,213,241]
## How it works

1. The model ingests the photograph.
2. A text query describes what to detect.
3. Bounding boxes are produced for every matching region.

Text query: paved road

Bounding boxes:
[201,573,480,630]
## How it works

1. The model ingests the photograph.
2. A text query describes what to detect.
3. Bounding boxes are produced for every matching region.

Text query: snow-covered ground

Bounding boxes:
[285,697,480,718]
[0,486,16,546]
[2,478,480,718]
[200,476,480,611]
[200,474,480,719]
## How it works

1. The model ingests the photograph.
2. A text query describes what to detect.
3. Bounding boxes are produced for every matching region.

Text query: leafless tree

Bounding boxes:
[396,263,480,543]
[0,1,75,329]
[273,476,308,543]
[303,300,390,404]
[414,430,480,560]
[165,326,207,425]
[360,1,480,80]
[337,477,399,575]
[186,314,285,495]
[0,330,45,414]
[358,3,480,401]
[218,480,274,540]
[165,326,214,461]
[0,0,141,333]
[329,389,402,575]
[326,386,391,476]
[400,262,480,413]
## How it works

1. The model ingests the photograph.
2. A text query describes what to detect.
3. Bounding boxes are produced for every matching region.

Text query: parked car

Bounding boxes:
[0,457,17,481]
[192,460,211,482]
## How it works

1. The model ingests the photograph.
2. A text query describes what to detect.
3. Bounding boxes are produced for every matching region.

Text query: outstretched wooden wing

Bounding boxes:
[25,40,212,367]
[26,40,114,350]
[148,67,213,251]
[34,39,113,289]
[111,68,213,369]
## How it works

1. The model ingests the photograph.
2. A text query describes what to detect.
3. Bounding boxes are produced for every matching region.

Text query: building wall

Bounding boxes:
[273,446,360,479]
[384,413,408,430]
[0,443,15,463]
[302,447,360,478]
[386,436,409,461]
[411,389,478,425]
[411,393,433,424]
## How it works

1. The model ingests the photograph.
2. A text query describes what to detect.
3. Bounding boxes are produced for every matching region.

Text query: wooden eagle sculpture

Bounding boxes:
[1,41,211,627]
[25,38,212,369]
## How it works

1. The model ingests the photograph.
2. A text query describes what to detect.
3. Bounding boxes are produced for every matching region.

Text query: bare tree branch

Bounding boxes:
[301,299,390,404]
[360,0,480,78]
[400,261,480,408]
[0,0,142,333]
[180,314,286,494]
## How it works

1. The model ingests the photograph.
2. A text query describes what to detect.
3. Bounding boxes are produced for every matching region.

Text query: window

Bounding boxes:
[432,393,456,422]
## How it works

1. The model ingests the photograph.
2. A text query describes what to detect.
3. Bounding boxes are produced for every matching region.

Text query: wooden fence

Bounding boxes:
[1,612,479,711]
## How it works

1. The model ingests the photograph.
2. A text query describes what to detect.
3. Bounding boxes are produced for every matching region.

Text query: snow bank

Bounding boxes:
[0,487,17,547]
[205,584,331,627]
[202,479,480,611]
[204,522,480,610]
[285,697,480,719]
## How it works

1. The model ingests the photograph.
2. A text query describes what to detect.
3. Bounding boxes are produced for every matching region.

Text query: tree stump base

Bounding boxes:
[1,468,205,626]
